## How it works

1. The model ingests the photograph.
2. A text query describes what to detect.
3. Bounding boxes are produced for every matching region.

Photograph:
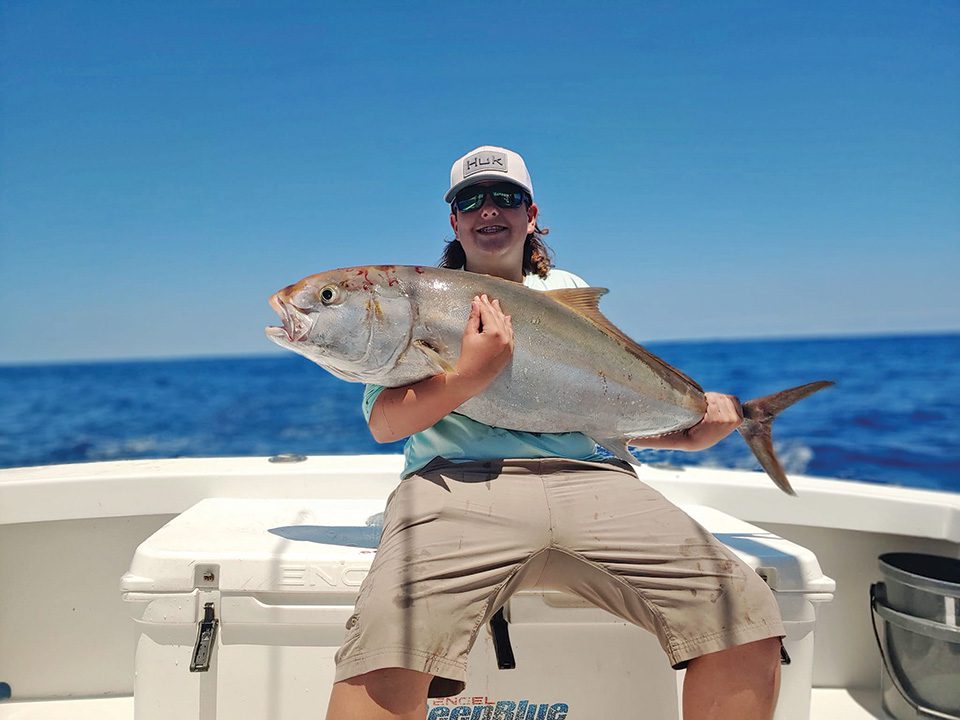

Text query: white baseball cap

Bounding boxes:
[444,145,534,203]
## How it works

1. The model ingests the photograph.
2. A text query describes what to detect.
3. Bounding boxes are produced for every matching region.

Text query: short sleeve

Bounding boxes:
[523,268,591,291]
[362,384,386,422]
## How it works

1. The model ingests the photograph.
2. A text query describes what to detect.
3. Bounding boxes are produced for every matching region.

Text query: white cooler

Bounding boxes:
[121,498,834,720]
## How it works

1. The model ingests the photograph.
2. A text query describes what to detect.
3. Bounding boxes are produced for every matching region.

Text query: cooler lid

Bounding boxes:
[121,498,386,594]
[683,504,836,594]
[121,499,834,596]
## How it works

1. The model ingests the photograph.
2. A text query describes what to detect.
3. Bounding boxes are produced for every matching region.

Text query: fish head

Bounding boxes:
[265,266,414,383]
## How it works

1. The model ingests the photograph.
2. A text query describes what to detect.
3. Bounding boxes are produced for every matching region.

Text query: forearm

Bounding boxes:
[629,392,744,451]
[368,372,479,443]
[628,429,705,451]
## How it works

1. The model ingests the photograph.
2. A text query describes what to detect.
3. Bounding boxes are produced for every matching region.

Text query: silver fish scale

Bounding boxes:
[399,267,706,442]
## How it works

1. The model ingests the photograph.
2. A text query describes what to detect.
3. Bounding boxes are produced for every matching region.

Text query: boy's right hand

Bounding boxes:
[453,294,514,396]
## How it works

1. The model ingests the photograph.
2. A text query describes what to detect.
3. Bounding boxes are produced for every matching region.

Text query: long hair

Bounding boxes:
[439,221,554,279]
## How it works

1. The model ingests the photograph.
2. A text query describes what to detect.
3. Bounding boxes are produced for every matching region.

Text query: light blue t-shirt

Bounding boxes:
[362,268,604,477]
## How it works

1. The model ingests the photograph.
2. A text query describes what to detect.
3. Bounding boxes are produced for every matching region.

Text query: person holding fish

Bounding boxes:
[311,146,787,719]
[306,147,801,720]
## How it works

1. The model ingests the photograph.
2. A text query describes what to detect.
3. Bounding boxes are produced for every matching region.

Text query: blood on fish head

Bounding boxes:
[265,266,415,383]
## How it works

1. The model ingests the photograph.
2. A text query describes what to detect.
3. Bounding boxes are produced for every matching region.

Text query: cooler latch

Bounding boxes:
[490,607,516,670]
[190,602,219,672]
[780,643,791,665]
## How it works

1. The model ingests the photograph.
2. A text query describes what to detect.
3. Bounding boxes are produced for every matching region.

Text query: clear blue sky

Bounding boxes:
[1,1,957,363]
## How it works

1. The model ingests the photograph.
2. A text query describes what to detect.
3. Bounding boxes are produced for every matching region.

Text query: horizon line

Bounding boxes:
[1,327,957,369]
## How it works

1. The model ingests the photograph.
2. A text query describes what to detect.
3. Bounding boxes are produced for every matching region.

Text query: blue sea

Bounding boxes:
[1,334,958,493]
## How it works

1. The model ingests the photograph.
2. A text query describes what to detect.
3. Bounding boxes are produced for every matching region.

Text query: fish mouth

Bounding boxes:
[269,293,311,343]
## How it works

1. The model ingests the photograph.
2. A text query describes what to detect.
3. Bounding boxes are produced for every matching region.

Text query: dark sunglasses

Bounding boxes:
[452,183,530,213]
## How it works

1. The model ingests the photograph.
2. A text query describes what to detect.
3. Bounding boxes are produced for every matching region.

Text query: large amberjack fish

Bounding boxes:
[266,265,832,495]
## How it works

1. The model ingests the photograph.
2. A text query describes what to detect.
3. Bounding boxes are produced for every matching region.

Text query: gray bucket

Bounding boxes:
[871,553,960,720]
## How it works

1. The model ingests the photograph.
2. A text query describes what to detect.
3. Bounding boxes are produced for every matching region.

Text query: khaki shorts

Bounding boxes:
[335,458,785,697]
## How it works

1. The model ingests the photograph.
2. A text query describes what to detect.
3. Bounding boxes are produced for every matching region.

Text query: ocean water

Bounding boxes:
[1,333,958,493]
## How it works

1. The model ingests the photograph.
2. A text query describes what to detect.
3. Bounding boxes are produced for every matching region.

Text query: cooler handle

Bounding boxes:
[870,582,960,720]
[220,596,356,625]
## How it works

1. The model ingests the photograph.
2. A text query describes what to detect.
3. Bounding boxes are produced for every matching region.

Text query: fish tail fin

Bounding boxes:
[738,380,834,496]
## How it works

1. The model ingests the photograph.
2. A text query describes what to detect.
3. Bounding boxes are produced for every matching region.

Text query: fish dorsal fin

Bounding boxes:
[543,287,610,317]
[543,287,704,394]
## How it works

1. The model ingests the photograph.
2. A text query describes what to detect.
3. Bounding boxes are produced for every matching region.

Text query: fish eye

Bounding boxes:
[319,285,340,305]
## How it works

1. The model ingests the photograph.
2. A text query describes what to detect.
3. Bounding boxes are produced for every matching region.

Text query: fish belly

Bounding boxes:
[459,347,702,438]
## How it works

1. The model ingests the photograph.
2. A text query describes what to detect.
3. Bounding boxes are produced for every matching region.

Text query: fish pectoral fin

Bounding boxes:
[412,339,455,374]
[592,437,639,466]
[544,287,703,394]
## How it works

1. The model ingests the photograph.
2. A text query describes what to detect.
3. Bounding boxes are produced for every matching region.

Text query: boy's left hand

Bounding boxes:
[682,392,743,450]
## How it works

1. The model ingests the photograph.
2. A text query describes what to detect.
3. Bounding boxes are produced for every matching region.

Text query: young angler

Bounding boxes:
[325,146,785,720]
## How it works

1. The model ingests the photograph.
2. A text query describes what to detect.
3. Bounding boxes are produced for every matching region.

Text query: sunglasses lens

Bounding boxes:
[491,190,523,209]
[455,191,485,213]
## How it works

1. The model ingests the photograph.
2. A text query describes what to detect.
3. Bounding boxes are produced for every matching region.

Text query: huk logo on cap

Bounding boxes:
[463,150,508,178]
